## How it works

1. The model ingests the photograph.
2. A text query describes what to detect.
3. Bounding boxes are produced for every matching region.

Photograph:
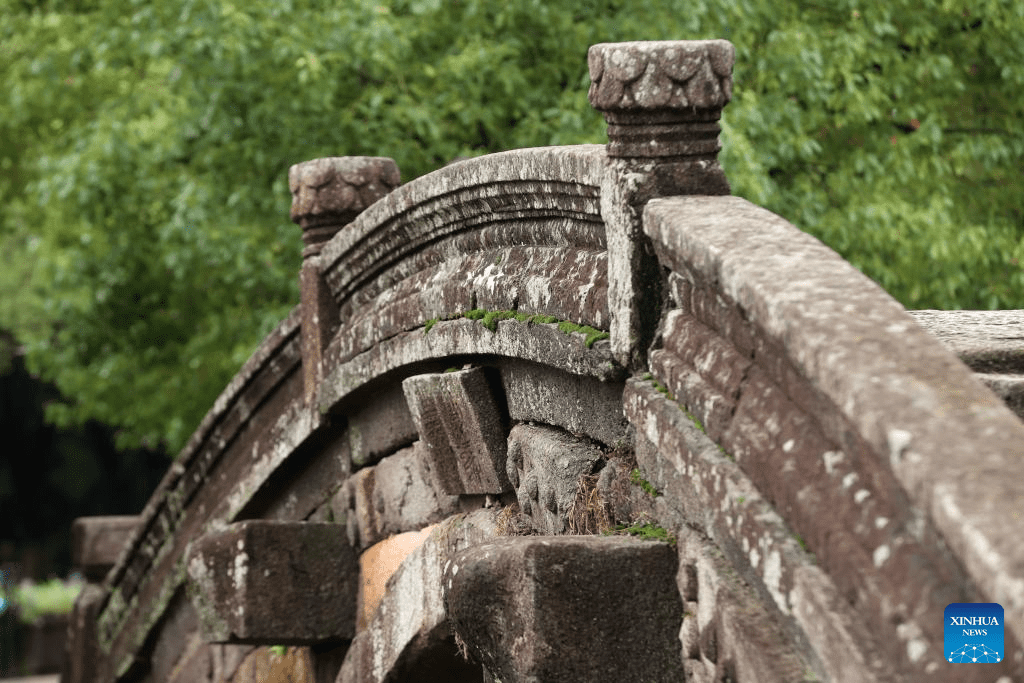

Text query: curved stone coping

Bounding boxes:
[318,145,607,309]
[908,309,1024,374]
[645,195,1024,645]
[319,317,624,415]
[101,307,302,600]
[328,246,610,369]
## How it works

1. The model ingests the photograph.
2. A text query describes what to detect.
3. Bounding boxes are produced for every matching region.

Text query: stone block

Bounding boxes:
[59,583,104,683]
[210,644,254,683]
[506,424,603,534]
[71,516,140,583]
[338,511,498,683]
[402,368,510,495]
[347,381,419,467]
[336,443,460,549]
[186,521,358,645]
[231,646,314,683]
[356,526,434,632]
[165,638,211,683]
[499,359,629,448]
[443,535,683,682]
[149,590,200,683]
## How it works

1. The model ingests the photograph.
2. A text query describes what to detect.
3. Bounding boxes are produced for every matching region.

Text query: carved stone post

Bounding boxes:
[588,40,734,369]
[289,157,400,404]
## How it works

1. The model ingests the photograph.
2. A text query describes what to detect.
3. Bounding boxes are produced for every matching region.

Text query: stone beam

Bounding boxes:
[444,535,683,682]
[185,521,357,645]
[71,516,141,583]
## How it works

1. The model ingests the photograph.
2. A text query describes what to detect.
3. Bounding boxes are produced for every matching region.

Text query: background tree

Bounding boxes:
[1,0,1021,456]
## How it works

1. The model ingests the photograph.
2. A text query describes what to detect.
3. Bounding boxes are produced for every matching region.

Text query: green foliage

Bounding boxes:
[629,468,660,498]
[1,0,1021,455]
[8,578,82,624]
[611,522,676,546]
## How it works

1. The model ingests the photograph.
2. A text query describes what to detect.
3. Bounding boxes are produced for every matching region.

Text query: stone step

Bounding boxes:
[909,309,1024,420]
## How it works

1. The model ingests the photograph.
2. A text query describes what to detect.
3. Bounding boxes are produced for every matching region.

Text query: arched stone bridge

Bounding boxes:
[63,40,1024,683]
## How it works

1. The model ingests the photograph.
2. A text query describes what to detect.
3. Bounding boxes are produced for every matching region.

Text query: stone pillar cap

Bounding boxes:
[289,156,400,255]
[588,40,734,113]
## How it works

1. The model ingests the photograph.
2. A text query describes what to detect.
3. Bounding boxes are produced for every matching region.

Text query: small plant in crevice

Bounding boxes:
[420,308,610,348]
[610,522,677,546]
[269,644,287,656]
[629,468,660,498]
[566,472,612,535]
[494,502,536,537]
[641,373,709,435]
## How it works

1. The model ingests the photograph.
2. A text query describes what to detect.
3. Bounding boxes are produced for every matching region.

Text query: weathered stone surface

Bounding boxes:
[230,645,314,683]
[242,429,350,522]
[624,378,898,682]
[289,157,400,252]
[499,359,629,448]
[588,41,734,112]
[149,589,200,683]
[673,525,823,683]
[95,308,306,680]
[335,443,459,550]
[165,637,211,683]
[210,644,254,683]
[328,247,610,368]
[338,511,498,683]
[71,516,140,583]
[186,521,358,645]
[976,372,1024,420]
[444,535,683,682]
[908,309,1024,374]
[402,368,510,495]
[356,527,435,632]
[319,317,623,416]
[346,381,418,468]
[644,195,1024,677]
[60,583,104,683]
[506,424,604,534]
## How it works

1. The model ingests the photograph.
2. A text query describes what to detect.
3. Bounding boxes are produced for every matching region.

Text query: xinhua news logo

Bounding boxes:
[945,603,1003,664]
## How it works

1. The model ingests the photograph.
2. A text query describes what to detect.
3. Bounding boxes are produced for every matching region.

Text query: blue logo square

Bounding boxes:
[945,603,1003,663]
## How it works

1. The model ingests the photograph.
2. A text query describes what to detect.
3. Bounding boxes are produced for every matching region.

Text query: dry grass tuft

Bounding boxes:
[495,502,536,536]
[566,472,612,535]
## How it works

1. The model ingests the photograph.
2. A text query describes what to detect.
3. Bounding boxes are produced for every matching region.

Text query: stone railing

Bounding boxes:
[62,40,1024,683]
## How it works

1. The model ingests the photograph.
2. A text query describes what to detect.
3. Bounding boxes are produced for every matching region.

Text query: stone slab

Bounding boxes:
[402,368,510,495]
[70,516,141,583]
[186,521,358,645]
[443,535,683,682]
[499,359,629,448]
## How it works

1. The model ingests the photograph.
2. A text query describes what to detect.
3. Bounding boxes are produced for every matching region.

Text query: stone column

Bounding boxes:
[588,40,734,370]
[289,157,400,404]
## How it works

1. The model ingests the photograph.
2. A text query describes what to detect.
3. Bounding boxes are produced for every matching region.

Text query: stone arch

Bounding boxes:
[63,40,1024,683]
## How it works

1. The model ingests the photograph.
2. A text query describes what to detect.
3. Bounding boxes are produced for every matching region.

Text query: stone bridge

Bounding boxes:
[62,40,1024,683]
